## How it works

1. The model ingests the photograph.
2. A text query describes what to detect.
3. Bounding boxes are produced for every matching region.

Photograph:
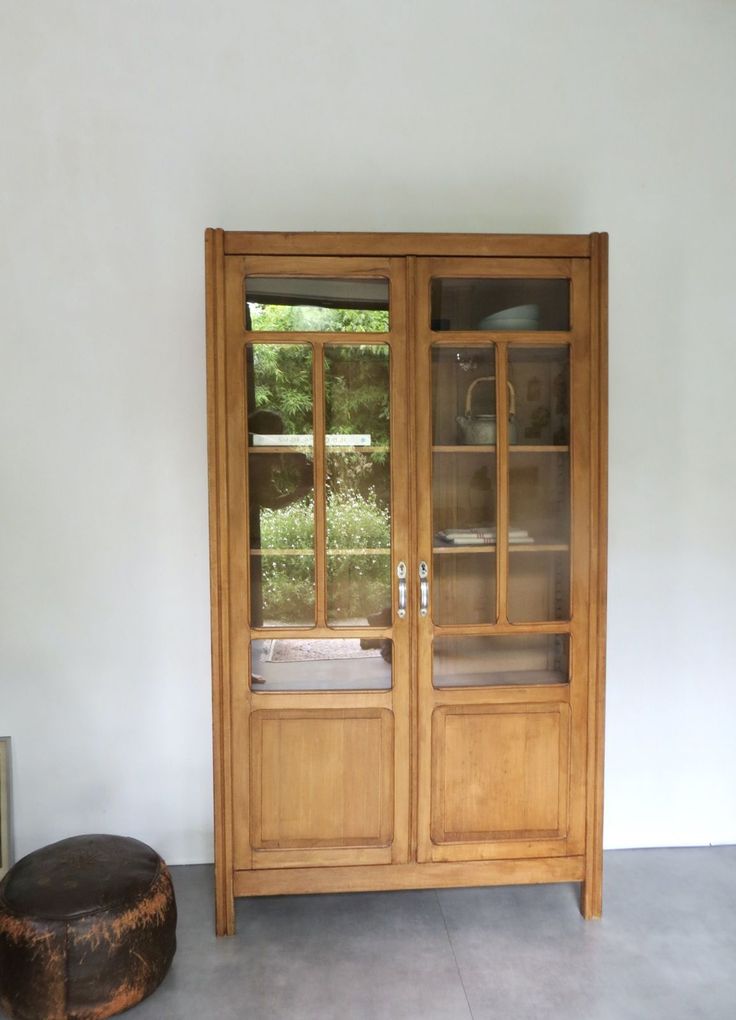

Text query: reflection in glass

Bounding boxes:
[251,639,392,691]
[246,277,389,332]
[431,278,569,332]
[246,344,315,626]
[507,347,570,622]
[508,346,570,447]
[431,346,498,623]
[433,552,497,625]
[432,346,496,447]
[325,346,391,626]
[507,453,570,622]
[433,634,569,688]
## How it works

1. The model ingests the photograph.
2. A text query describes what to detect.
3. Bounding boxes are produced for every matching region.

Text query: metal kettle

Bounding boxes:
[456,376,517,444]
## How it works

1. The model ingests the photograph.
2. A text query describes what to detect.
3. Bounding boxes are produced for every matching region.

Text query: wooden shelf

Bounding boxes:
[249,445,389,454]
[433,544,568,555]
[432,445,568,453]
[434,668,568,688]
[251,548,391,557]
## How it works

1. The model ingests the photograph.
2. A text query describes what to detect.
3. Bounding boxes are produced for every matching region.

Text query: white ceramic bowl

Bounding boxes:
[478,304,540,330]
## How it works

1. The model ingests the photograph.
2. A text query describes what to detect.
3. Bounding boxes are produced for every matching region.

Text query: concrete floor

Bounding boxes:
[3,847,735,1019]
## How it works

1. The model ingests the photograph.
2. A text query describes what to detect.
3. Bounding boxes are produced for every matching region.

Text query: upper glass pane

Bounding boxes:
[432,346,498,624]
[431,278,569,331]
[246,344,315,627]
[246,277,389,332]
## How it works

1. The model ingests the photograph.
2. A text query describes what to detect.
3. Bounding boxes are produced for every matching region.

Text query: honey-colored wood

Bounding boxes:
[250,709,394,851]
[496,342,510,624]
[206,230,607,934]
[313,344,328,627]
[225,233,591,258]
[581,232,609,918]
[234,855,586,896]
[430,703,570,848]
[205,228,235,936]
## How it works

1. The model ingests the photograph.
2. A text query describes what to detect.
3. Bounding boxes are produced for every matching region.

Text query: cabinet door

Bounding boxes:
[224,256,411,870]
[414,257,591,863]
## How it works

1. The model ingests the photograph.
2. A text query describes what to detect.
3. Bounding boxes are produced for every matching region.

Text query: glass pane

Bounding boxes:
[508,346,570,447]
[246,277,389,332]
[433,634,569,688]
[508,346,570,622]
[247,344,315,626]
[251,638,392,691]
[432,346,497,624]
[325,345,391,626]
[431,278,569,332]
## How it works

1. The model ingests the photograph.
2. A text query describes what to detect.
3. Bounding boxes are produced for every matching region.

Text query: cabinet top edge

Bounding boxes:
[207,230,602,259]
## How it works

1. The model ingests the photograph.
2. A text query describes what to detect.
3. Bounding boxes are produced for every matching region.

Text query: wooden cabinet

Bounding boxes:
[205,230,608,935]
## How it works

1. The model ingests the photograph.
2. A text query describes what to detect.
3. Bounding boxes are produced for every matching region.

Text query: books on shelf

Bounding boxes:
[251,434,372,447]
[434,527,534,546]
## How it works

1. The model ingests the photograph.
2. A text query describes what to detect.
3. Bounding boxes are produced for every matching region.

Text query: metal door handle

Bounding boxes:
[396,561,407,619]
[419,561,429,617]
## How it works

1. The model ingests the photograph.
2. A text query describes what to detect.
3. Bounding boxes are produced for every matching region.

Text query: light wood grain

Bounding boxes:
[234,855,586,896]
[581,232,609,919]
[225,232,591,258]
[206,230,607,933]
[250,709,393,849]
[205,228,235,936]
[430,704,569,846]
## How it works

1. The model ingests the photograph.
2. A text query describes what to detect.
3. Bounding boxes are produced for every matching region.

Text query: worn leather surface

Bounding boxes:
[0,834,177,1020]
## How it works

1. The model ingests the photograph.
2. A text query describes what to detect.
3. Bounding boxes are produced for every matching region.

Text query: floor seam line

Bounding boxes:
[435,890,475,1020]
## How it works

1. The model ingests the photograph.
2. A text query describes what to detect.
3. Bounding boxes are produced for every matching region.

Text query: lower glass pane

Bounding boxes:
[432,551,497,625]
[326,450,391,626]
[251,639,393,691]
[508,550,571,624]
[432,450,497,625]
[508,451,570,622]
[248,452,315,627]
[433,634,569,688]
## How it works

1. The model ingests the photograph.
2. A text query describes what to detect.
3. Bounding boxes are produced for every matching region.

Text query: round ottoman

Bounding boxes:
[0,835,177,1020]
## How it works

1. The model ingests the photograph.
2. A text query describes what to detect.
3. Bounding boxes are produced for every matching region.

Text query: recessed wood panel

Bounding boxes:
[431,704,569,843]
[251,709,394,849]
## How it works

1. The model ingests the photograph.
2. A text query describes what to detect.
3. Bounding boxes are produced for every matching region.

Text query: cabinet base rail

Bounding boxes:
[233,855,585,898]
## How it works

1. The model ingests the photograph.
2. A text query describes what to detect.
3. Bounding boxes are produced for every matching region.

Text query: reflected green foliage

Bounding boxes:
[249,303,389,334]
[260,490,390,622]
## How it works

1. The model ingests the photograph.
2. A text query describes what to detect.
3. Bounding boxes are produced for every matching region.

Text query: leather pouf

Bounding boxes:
[0,835,177,1020]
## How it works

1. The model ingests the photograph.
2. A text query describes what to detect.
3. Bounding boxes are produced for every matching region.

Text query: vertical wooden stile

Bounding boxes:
[205,229,235,936]
[406,255,419,860]
[581,232,608,918]
[495,342,510,624]
[313,342,328,627]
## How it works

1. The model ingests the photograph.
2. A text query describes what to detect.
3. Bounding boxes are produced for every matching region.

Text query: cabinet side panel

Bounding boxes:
[206,228,235,935]
[582,232,608,918]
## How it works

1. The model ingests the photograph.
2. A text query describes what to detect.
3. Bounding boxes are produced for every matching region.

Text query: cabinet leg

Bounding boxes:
[580,872,602,919]
[215,869,236,936]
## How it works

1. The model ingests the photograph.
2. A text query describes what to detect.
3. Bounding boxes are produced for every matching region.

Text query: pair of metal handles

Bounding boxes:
[396,561,429,619]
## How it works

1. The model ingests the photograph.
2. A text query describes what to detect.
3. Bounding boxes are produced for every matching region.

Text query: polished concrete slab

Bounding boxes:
[2,847,734,1019]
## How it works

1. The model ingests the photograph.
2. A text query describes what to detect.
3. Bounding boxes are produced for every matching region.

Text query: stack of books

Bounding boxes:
[435,527,533,546]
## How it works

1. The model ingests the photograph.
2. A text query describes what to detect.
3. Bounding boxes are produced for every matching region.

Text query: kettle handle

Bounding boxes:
[464,376,516,418]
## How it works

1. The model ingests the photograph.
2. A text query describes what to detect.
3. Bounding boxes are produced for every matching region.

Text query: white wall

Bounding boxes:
[1,0,735,864]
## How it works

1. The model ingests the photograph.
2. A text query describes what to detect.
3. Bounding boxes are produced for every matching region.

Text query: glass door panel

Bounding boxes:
[432,346,498,625]
[246,343,315,627]
[325,345,392,627]
[431,278,569,332]
[507,347,571,622]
